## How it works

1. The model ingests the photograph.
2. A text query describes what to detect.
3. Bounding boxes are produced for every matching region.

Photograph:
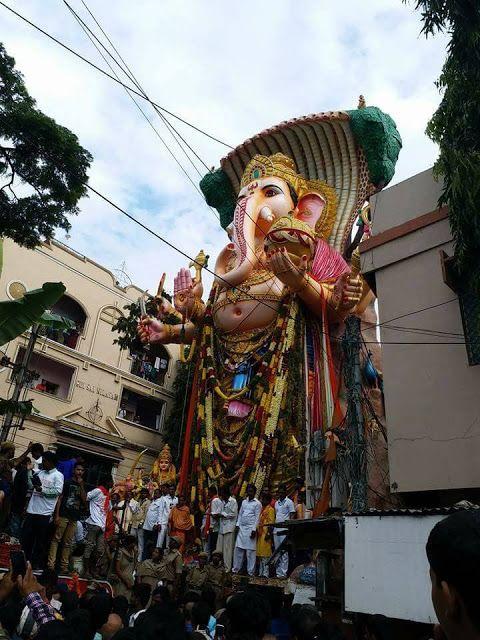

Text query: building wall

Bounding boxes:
[360,169,480,494]
[344,514,441,623]
[0,239,180,482]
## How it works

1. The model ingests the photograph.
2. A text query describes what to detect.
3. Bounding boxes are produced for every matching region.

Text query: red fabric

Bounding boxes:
[98,486,110,512]
[311,239,350,283]
[178,367,199,496]
[322,297,344,428]
[202,495,217,536]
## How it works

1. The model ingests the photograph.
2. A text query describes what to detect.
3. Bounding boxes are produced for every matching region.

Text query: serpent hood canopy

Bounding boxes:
[200,102,402,253]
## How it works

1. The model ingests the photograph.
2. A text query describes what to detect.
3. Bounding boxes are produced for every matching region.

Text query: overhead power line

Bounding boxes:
[1,1,466,346]
[86,183,469,346]
[78,0,211,175]
[0,0,233,149]
[63,0,210,208]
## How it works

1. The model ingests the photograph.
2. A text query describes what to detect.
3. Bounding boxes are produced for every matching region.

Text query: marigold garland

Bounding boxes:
[186,287,305,504]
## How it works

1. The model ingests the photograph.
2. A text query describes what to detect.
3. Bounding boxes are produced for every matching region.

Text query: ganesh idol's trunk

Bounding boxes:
[215,197,257,288]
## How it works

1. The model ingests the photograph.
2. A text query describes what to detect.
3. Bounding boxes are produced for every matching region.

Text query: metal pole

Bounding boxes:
[1,324,39,442]
[342,315,367,511]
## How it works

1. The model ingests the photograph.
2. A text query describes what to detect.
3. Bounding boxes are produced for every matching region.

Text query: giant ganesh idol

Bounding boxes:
[138,102,401,511]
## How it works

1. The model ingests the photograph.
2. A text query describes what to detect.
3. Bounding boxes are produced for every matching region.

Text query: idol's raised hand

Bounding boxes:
[174,267,204,321]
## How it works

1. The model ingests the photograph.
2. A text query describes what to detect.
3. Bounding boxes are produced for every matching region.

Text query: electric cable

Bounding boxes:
[64,2,209,206]
[2,1,466,345]
[78,0,211,175]
[0,0,233,149]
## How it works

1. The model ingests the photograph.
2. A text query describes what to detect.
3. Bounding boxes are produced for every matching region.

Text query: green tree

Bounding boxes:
[162,360,194,463]
[0,42,92,248]
[407,1,480,281]
[112,297,191,458]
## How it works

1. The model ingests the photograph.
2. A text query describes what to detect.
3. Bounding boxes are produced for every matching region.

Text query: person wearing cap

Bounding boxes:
[137,546,167,590]
[186,551,209,592]
[207,551,227,606]
[159,536,184,595]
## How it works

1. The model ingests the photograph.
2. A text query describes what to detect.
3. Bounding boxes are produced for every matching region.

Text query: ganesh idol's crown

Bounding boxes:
[241,153,338,239]
[241,153,297,188]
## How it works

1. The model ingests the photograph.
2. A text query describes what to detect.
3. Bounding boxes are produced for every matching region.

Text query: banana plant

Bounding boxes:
[0,281,72,346]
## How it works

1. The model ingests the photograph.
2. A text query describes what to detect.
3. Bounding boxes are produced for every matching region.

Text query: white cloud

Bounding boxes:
[1,0,448,293]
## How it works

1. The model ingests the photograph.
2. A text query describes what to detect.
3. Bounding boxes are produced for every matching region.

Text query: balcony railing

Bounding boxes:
[130,355,168,386]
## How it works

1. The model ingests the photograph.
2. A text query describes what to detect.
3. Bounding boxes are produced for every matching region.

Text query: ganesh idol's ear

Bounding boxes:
[294,192,326,231]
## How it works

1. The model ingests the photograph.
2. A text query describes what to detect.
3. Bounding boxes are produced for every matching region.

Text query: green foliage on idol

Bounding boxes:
[0,42,92,248]
[407,1,480,282]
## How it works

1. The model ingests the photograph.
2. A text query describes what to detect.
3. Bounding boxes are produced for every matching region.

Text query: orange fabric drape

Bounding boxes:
[313,433,337,517]
[170,505,193,532]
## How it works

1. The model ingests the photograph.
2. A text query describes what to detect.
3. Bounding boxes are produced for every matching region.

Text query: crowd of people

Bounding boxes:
[0,440,478,640]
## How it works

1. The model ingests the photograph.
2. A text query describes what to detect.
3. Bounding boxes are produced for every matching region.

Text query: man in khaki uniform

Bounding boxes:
[137,547,167,590]
[186,551,209,592]
[160,536,184,595]
[207,550,227,607]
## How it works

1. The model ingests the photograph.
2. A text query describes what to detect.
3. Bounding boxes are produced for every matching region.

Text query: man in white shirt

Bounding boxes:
[30,443,44,474]
[142,488,163,559]
[216,485,238,571]
[274,484,295,578]
[83,476,113,577]
[232,483,261,576]
[21,450,63,568]
[202,486,223,558]
[157,483,178,548]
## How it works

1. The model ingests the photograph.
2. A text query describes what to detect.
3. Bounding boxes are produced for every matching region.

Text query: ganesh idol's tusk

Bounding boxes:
[259,206,274,223]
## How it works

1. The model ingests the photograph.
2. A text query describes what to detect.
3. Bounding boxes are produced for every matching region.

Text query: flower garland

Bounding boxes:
[187,284,304,507]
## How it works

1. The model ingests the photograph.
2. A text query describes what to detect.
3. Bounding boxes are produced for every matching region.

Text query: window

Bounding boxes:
[118,388,166,432]
[16,348,75,400]
[55,445,114,491]
[39,294,87,349]
[130,345,170,385]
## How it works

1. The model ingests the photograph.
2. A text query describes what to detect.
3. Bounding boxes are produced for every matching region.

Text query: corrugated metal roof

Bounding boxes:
[344,503,478,517]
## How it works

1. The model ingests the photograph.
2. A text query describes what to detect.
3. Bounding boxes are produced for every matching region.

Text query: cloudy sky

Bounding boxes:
[1,0,448,294]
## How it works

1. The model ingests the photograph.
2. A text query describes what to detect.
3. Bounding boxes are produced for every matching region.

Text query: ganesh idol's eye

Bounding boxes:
[264,185,282,198]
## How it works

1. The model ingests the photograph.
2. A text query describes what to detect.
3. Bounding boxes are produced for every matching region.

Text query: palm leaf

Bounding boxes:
[0,282,66,345]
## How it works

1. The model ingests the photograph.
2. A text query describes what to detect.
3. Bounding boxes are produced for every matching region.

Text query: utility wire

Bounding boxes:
[0,0,233,149]
[65,0,208,178]
[2,2,466,344]
[79,0,211,175]
[64,1,209,205]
